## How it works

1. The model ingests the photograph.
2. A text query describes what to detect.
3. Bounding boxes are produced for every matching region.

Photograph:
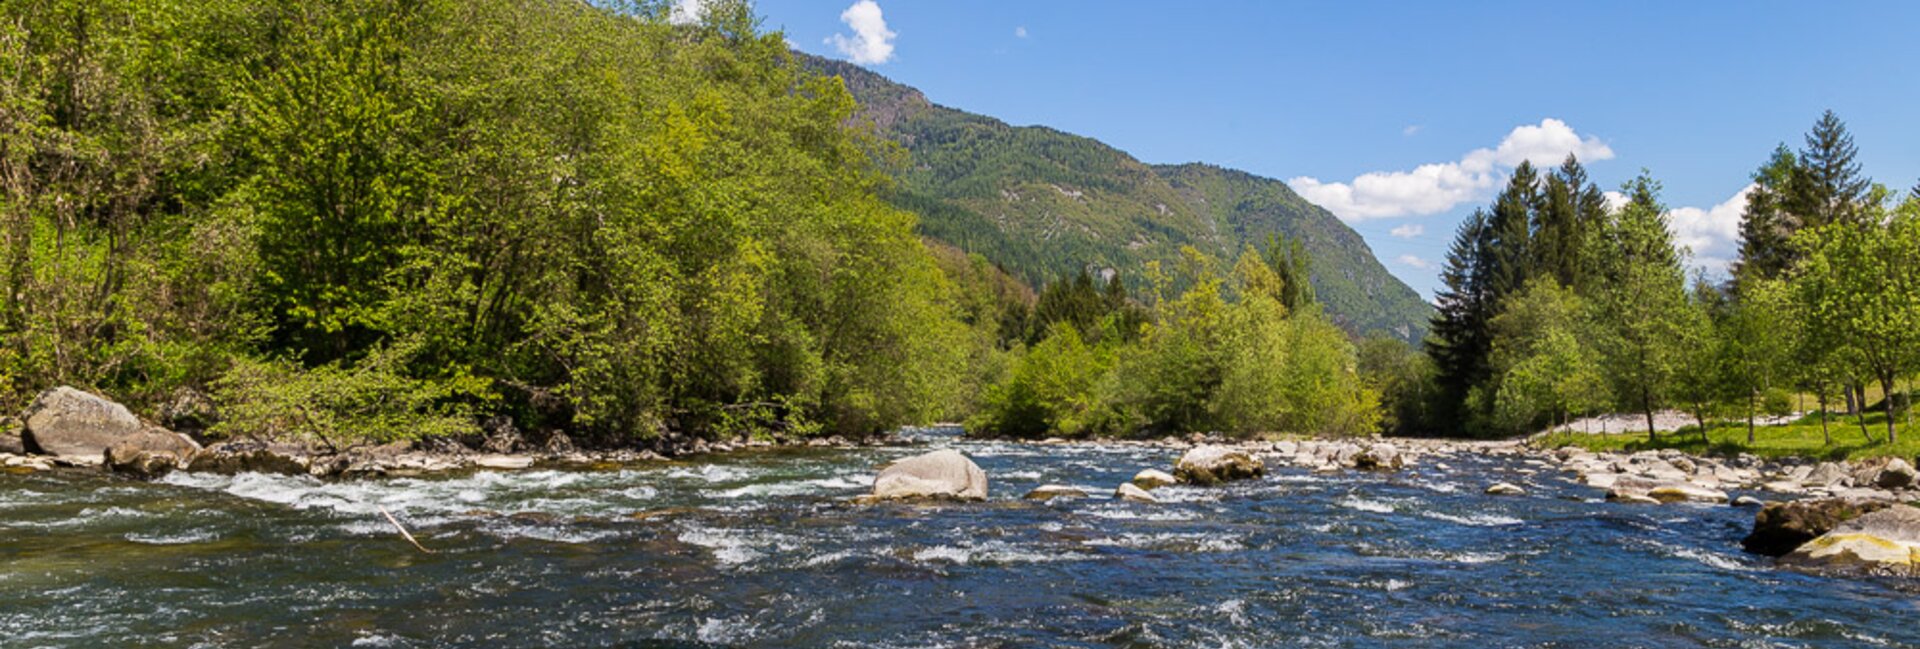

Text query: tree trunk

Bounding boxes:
[1746,391,1756,444]
[1856,401,1874,444]
[1818,395,1831,445]
[1644,388,1657,443]
[1883,375,1898,445]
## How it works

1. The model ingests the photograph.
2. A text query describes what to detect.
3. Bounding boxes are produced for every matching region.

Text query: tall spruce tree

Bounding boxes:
[1486,162,1540,299]
[1428,212,1495,430]
[1794,110,1871,227]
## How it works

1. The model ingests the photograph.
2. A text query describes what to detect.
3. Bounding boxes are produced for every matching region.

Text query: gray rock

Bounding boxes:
[23,386,198,463]
[1743,498,1891,556]
[1174,445,1265,485]
[1779,505,1920,576]
[1805,462,1850,487]
[105,445,181,480]
[1733,495,1765,507]
[187,441,313,476]
[0,416,23,455]
[1024,484,1088,501]
[156,387,218,434]
[1875,458,1917,489]
[1131,468,1179,489]
[1485,482,1526,496]
[871,449,988,501]
[474,455,535,470]
[1115,482,1158,503]
[1353,442,1403,470]
[1646,483,1729,504]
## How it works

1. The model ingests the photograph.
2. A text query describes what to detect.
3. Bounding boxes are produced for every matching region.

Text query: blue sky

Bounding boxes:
[731,1,1920,299]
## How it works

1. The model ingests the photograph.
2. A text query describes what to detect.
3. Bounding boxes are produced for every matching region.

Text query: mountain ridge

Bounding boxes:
[802,54,1433,341]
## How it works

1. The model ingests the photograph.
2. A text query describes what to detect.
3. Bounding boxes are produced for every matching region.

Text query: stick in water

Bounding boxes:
[380,507,435,554]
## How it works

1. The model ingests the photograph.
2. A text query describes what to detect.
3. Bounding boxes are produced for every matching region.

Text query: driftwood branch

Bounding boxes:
[379,507,435,554]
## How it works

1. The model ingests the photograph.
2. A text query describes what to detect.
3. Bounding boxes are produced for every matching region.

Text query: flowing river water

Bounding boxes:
[2,428,1915,648]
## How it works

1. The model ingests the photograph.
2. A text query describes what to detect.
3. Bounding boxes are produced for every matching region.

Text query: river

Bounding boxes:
[2,428,1913,647]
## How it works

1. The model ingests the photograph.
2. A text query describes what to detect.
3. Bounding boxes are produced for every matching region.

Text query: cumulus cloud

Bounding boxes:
[1289,119,1614,222]
[668,0,704,25]
[827,0,896,65]
[1390,224,1424,238]
[1667,185,1753,277]
[1402,125,1422,137]
[1015,26,1028,39]
[1396,254,1433,270]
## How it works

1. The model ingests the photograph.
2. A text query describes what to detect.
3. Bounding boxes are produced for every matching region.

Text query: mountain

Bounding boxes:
[803,55,1434,341]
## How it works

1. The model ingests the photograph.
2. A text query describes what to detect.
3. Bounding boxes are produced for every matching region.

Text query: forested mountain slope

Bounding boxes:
[805,55,1433,340]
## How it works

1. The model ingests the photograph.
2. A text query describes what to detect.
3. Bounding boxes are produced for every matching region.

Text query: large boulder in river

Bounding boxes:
[1114,482,1158,503]
[1742,499,1891,556]
[1779,505,1920,576]
[870,449,988,501]
[1173,445,1264,485]
[22,387,198,464]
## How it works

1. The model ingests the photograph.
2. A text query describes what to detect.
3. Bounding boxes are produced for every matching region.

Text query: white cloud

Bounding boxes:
[1667,185,1753,278]
[1289,118,1614,222]
[1601,190,1630,212]
[1396,254,1433,270]
[668,0,704,25]
[1015,26,1028,39]
[1389,223,1424,238]
[1402,124,1422,137]
[827,0,896,65]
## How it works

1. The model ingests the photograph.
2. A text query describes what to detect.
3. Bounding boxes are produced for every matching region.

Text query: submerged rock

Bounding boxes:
[1779,505,1920,576]
[1743,499,1891,556]
[1174,445,1264,485]
[870,449,988,501]
[22,386,198,464]
[1646,484,1729,504]
[1131,468,1178,489]
[1024,484,1088,501]
[1114,482,1158,503]
[1485,482,1526,496]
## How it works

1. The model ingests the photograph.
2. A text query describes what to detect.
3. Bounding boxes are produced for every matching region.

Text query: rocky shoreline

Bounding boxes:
[0,386,905,480]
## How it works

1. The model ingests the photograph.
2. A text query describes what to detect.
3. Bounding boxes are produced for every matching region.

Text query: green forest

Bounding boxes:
[1419,111,1920,447]
[6,0,1918,451]
[0,0,1379,447]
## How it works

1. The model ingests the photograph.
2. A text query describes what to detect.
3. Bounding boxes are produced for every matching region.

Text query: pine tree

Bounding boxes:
[1793,110,1871,228]
[1486,162,1539,299]
[1427,212,1495,430]
[1533,155,1606,289]
[1732,145,1802,287]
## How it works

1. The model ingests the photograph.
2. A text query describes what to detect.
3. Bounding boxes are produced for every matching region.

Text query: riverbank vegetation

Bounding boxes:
[1,0,985,445]
[1537,410,1920,462]
[1417,110,1920,451]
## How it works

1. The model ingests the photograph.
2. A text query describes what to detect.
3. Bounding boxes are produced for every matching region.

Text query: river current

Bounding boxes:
[2,428,1914,648]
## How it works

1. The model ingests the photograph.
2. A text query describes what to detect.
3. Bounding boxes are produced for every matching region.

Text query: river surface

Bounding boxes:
[3,429,1916,648]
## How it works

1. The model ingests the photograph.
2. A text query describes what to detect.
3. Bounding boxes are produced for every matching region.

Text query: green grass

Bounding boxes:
[1535,411,1920,462]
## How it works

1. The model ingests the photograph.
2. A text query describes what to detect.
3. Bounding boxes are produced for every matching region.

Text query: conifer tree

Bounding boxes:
[1732,145,1802,286]
[1793,110,1871,228]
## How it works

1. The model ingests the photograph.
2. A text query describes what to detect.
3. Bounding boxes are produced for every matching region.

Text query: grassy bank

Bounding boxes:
[1535,411,1920,462]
